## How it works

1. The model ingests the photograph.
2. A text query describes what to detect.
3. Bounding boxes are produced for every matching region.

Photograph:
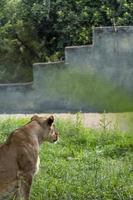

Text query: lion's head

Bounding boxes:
[31,115,59,143]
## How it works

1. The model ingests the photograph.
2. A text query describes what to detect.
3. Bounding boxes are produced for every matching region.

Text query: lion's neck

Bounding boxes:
[25,121,45,145]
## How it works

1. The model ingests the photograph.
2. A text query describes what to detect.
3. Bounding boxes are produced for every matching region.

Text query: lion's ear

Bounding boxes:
[47,115,54,126]
[31,115,39,121]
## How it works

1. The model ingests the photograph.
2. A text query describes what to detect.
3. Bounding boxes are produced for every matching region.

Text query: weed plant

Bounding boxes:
[0,115,132,200]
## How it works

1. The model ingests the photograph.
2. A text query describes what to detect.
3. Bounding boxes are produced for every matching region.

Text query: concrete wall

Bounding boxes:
[0,26,133,113]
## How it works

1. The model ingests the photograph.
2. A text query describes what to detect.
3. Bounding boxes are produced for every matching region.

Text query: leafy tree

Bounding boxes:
[0,0,133,82]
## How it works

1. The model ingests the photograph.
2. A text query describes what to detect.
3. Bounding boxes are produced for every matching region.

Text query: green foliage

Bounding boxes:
[0,0,133,82]
[0,116,133,199]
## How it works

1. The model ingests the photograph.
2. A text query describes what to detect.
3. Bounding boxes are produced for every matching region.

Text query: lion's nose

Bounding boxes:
[53,132,59,142]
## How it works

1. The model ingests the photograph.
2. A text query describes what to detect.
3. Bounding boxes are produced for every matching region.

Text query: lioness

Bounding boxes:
[0,115,58,200]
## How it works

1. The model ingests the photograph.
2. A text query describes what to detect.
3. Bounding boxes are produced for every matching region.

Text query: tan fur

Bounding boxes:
[0,115,58,200]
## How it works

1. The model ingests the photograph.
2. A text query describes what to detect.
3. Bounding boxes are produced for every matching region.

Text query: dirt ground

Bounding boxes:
[0,112,132,132]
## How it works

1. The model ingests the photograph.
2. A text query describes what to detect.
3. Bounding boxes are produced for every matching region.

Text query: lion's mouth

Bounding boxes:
[53,139,58,143]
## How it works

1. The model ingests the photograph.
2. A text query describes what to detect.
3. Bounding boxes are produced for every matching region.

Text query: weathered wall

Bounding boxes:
[0,26,133,113]
[0,83,34,113]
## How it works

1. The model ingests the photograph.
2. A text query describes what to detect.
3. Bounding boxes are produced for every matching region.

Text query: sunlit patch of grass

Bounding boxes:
[0,115,132,200]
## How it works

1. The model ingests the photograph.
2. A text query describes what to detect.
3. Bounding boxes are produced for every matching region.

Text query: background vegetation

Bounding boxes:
[0,0,133,82]
[0,115,133,199]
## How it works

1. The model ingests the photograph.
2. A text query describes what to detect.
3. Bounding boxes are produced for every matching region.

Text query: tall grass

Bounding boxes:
[0,115,133,200]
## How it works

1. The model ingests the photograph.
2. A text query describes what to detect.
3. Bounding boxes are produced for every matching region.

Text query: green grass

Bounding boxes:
[0,115,133,200]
